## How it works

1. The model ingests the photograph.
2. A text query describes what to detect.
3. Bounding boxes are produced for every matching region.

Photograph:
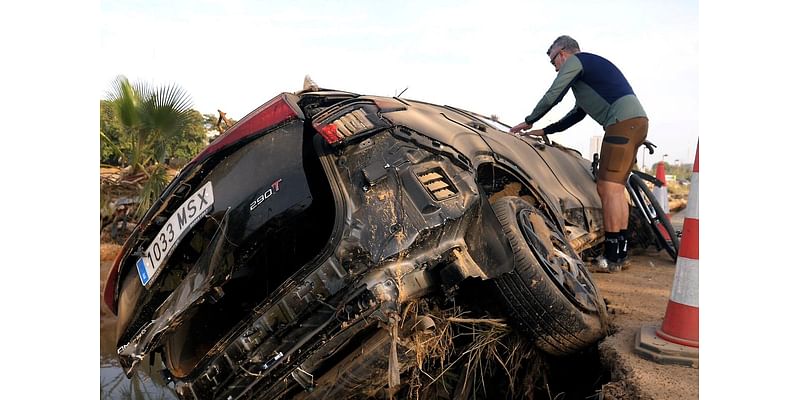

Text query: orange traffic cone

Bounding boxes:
[634,141,699,368]
[653,161,672,239]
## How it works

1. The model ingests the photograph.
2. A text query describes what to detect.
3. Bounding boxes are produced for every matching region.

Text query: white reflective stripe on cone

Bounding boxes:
[686,172,699,220]
[670,256,699,308]
[654,185,669,213]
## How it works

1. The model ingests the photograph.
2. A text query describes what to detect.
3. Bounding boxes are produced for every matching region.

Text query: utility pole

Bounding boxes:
[642,147,647,173]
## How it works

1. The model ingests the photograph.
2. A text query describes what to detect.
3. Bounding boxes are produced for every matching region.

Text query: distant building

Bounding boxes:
[589,136,602,158]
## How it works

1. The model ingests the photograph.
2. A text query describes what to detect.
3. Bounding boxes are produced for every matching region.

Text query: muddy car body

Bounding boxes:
[103,89,608,399]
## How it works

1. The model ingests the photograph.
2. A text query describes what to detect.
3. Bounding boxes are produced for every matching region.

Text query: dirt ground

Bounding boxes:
[592,208,698,400]
[593,248,699,399]
[100,244,121,355]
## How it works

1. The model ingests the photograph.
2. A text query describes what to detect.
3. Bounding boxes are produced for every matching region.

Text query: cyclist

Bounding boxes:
[510,35,648,271]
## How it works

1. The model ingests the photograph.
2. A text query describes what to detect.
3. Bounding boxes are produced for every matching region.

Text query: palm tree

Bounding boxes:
[106,75,194,174]
[105,75,194,217]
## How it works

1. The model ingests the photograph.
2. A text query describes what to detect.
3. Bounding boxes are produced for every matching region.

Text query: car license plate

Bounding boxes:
[136,181,214,286]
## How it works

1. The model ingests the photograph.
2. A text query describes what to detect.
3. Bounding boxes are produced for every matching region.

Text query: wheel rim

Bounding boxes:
[517,209,599,313]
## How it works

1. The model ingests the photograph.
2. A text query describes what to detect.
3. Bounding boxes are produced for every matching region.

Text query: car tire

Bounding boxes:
[490,196,609,356]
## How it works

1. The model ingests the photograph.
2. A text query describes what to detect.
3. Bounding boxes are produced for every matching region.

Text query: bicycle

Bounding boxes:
[590,140,680,262]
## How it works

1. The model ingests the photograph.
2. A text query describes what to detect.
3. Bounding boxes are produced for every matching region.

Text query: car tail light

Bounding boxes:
[312,101,390,145]
[317,123,341,144]
[103,237,130,314]
[314,108,377,144]
[190,93,302,165]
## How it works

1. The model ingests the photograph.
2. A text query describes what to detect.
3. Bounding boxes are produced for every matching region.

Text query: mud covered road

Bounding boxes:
[593,249,699,399]
[592,209,698,399]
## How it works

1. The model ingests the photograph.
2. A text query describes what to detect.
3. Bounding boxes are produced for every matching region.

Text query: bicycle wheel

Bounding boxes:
[628,173,680,261]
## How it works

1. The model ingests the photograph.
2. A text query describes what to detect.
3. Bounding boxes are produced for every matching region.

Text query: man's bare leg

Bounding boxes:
[597,179,627,232]
[597,179,629,268]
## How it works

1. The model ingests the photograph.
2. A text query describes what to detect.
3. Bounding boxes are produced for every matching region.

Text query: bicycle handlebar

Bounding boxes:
[642,140,656,155]
[589,140,662,187]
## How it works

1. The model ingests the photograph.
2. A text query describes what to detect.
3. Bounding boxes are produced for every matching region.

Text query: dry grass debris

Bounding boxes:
[398,300,550,400]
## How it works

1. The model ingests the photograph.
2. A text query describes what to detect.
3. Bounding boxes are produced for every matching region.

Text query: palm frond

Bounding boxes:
[106,75,141,128]
[140,82,194,140]
[101,130,126,160]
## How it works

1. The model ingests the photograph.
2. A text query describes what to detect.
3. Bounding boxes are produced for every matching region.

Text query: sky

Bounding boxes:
[100,0,698,166]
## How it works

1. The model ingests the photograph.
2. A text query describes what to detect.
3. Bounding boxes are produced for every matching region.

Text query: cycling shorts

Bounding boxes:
[598,117,648,184]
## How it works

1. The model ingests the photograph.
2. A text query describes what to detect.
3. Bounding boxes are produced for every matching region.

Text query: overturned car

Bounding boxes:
[103,88,610,399]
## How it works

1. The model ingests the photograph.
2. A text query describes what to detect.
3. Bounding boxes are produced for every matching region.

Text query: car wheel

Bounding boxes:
[490,196,608,356]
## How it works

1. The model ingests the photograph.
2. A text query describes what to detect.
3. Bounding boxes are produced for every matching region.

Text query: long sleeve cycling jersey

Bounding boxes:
[524,52,647,134]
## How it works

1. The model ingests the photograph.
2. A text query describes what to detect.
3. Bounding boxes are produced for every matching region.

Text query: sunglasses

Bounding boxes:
[549,48,563,66]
